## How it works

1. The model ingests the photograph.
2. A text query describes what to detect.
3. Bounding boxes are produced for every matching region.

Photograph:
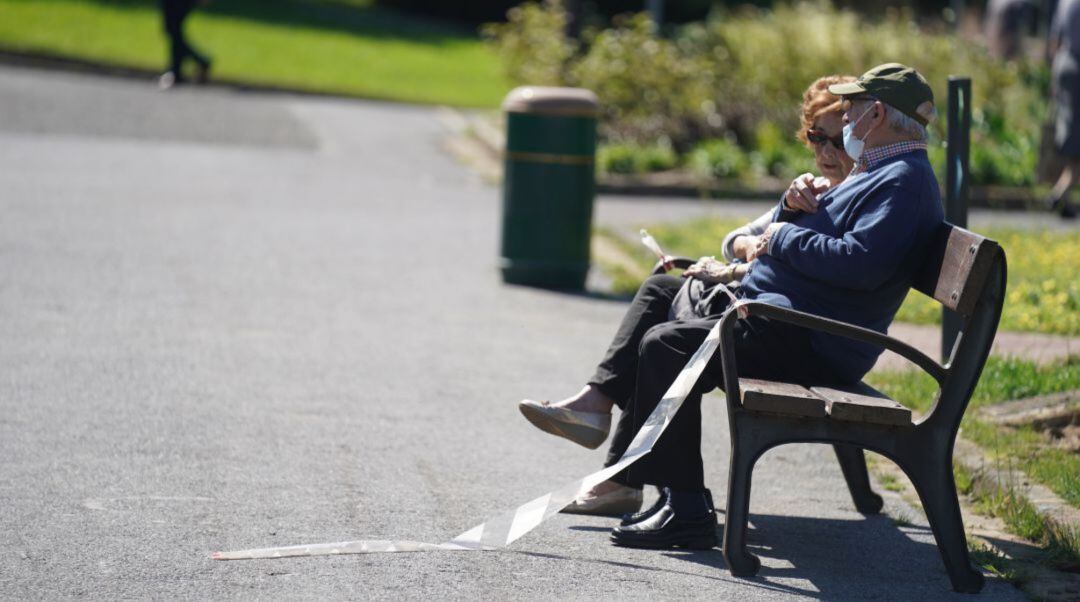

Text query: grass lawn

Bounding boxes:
[608,218,1079,336]
[869,355,1080,570]
[0,0,510,107]
[866,355,1080,507]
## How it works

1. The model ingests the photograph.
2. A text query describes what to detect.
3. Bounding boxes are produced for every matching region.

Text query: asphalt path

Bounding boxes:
[0,64,1026,600]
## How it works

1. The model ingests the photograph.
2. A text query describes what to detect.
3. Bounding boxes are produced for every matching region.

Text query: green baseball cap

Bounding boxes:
[828,62,935,126]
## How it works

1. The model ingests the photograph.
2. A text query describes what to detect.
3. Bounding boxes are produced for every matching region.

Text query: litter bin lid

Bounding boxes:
[502,86,599,117]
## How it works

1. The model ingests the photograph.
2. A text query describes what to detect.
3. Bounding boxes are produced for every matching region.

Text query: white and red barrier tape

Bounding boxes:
[213,317,728,560]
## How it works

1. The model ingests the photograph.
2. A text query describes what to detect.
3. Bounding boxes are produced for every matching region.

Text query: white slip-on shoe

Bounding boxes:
[518,399,611,449]
[561,484,644,517]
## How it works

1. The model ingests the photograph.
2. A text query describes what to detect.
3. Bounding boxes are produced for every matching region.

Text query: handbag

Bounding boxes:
[668,277,736,321]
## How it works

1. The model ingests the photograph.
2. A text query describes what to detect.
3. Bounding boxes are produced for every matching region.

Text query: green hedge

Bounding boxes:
[485,0,1049,186]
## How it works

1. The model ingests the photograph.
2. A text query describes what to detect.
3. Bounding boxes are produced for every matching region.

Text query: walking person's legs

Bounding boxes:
[1049,157,1080,218]
[160,0,210,88]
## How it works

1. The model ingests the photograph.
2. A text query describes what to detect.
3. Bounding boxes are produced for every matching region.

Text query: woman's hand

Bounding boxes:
[783,173,831,213]
[683,256,736,284]
[744,222,785,262]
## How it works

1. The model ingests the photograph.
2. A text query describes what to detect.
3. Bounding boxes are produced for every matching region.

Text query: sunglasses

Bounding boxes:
[806,129,843,150]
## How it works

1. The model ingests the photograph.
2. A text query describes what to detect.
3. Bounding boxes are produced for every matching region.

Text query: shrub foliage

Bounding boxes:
[484,0,1049,186]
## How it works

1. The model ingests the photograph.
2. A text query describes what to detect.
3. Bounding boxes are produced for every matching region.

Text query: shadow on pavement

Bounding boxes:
[511,549,816,597]
[536,512,967,596]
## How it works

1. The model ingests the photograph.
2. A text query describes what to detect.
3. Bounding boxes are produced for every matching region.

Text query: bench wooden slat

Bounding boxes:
[740,378,827,418]
[812,383,913,426]
[914,226,997,316]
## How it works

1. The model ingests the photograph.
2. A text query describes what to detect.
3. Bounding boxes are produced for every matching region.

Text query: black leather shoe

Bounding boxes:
[610,489,718,549]
[620,487,714,526]
[620,487,668,526]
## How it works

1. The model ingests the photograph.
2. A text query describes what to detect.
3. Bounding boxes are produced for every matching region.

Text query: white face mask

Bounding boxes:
[842,104,875,161]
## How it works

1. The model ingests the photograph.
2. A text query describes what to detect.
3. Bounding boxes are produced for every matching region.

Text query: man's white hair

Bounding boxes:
[853,97,933,141]
[883,102,932,141]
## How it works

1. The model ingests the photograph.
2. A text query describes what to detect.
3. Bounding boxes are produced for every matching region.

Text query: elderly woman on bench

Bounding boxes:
[519,74,857,517]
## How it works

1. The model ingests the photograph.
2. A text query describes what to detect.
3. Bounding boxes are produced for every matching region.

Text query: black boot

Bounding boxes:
[610,489,718,549]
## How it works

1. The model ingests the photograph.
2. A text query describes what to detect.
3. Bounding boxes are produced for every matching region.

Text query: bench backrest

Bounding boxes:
[913,224,1000,317]
[911,223,1007,431]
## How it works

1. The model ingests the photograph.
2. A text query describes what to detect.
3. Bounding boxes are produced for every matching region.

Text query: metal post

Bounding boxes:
[943,76,971,361]
[646,0,664,32]
[564,0,582,41]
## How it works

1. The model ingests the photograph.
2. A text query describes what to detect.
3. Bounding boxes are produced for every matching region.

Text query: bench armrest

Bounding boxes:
[718,301,946,413]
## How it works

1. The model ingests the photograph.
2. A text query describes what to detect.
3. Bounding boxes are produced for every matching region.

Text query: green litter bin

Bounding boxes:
[499,86,599,289]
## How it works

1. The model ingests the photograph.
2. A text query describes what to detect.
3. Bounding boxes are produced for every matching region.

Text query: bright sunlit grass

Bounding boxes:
[867,355,1080,507]
[606,217,1080,336]
[0,0,510,107]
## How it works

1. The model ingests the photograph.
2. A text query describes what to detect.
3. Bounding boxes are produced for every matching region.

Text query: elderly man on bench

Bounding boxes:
[519,63,943,549]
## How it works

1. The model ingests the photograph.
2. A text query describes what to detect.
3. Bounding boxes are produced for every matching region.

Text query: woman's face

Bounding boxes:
[810,111,854,185]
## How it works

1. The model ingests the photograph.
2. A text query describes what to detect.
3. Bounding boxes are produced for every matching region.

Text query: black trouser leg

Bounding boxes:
[589,275,683,482]
[617,315,837,490]
[617,317,720,490]
[590,274,683,405]
[164,2,206,75]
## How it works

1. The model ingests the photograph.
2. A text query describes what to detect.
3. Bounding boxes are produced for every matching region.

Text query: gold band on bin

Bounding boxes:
[505,151,595,166]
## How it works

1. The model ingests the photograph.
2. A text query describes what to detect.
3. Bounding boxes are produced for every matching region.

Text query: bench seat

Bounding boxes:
[739,378,913,426]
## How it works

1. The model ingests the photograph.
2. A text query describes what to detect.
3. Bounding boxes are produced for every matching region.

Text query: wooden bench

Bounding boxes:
[656,222,1005,592]
[712,223,1005,593]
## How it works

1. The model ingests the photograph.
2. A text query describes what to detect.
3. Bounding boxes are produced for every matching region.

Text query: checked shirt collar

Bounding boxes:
[851,139,928,175]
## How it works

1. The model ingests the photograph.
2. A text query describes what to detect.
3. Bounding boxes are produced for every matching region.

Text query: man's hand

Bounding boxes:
[683,256,736,284]
[783,173,831,213]
[744,222,785,262]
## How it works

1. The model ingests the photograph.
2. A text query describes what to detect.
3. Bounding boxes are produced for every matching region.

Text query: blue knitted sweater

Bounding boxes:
[738,149,944,382]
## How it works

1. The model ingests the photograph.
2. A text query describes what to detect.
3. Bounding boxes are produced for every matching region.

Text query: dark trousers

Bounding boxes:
[162,0,208,76]
[589,275,841,491]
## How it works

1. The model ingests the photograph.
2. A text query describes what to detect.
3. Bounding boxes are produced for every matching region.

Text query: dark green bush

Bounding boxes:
[969,109,1039,187]
[480,2,577,86]
[484,0,1050,187]
[570,13,718,146]
[598,141,678,174]
[750,122,817,180]
[376,0,519,24]
[687,137,750,179]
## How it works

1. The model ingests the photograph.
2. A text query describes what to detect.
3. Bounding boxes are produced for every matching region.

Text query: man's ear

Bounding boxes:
[871,101,886,125]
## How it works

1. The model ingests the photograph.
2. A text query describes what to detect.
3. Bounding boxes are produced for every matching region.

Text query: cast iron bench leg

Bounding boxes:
[905,457,985,593]
[832,444,884,514]
[722,438,762,576]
